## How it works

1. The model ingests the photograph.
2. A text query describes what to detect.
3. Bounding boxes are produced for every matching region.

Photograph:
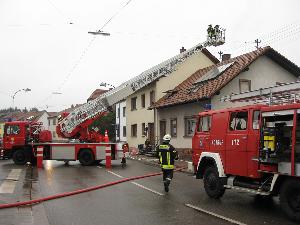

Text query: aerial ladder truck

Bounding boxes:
[1,25,225,166]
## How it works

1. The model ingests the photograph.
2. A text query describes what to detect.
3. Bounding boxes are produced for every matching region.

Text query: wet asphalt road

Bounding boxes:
[0,159,298,225]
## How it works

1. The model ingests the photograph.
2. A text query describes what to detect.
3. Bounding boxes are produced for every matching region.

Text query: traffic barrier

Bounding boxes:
[36,146,43,169]
[105,145,112,169]
[0,168,183,209]
[104,130,111,169]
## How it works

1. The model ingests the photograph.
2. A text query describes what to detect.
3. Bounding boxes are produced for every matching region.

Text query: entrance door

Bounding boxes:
[148,123,155,145]
[159,120,166,142]
[225,110,249,176]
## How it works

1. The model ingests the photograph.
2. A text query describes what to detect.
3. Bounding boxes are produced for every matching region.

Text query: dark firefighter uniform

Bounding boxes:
[156,142,178,192]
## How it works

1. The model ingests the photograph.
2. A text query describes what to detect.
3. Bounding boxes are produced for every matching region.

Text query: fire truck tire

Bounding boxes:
[78,149,95,166]
[203,166,225,199]
[280,179,300,222]
[12,149,28,165]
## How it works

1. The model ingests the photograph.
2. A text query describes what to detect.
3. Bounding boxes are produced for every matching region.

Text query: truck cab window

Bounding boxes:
[229,111,248,131]
[6,125,20,135]
[253,111,260,130]
[197,116,211,132]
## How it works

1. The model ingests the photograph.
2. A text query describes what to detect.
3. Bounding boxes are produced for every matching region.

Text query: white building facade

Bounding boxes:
[115,100,127,142]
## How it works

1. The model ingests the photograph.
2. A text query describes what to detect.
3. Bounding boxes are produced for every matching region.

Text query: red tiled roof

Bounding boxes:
[1,111,47,122]
[87,89,108,102]
[151,46,300,109]
[48,112,58,117]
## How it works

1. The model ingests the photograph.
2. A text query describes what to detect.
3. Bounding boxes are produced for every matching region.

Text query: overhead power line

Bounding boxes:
[34,0,134,110]
[219,21,300,55]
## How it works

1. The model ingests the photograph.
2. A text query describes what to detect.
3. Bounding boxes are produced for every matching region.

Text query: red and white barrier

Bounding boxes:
[105,145,112,169]
[37,146,43,169]
[104,130,111,169]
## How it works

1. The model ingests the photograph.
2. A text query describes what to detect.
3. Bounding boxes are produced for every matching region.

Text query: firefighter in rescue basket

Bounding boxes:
[156,134,178,192]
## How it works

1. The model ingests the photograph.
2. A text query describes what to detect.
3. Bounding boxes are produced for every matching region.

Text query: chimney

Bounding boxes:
[222,54,231,61]
[180,47,186,53]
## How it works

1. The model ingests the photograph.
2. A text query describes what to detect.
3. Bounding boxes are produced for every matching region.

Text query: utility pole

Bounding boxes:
[255,39,261,49]
[218,51,223,60]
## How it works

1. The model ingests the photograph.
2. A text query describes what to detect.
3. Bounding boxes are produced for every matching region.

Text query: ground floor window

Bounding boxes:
[184,117,196,136]
[131,124,137,137]
[123,126,126,137]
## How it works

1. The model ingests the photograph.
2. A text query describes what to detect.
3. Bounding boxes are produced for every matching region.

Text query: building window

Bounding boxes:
[150,91,155,105]
[123,107,126,117]
[116,125,120,137]
[141,94,145,108]
[48,120,50,126]
[170,118,177,137]
[131,124,137,137]
[229,111,248,131]
[131,97,137,111]
[142,123,146,136]
[123,126,126,137]
[117,107,120,118]
[239,79,251,93]
[52,118,56,125]
[184,117,196,136]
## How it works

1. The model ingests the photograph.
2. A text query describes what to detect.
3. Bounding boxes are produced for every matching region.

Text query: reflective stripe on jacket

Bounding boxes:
[158,144,175,169]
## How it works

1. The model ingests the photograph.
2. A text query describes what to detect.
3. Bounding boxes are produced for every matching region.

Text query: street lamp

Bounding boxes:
[12,88,31,109]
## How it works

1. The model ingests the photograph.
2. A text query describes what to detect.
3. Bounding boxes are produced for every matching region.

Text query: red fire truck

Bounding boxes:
[193,103,300,221]
[1,118,128,166]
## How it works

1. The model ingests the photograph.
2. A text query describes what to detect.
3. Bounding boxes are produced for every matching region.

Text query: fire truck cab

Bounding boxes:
[193,103,300,221]
[2,121,52,164]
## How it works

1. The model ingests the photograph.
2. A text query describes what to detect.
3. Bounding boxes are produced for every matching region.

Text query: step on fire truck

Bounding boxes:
[0,25,226,167]
[193,81,300,221]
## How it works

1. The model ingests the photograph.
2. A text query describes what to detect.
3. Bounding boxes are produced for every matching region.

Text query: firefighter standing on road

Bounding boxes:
[156,134,178,192]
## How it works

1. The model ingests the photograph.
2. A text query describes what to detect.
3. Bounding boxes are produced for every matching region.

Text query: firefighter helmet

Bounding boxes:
[163,134,171,141]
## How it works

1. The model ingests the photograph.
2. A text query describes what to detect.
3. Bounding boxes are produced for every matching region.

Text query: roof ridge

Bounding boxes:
[151,46,299,109]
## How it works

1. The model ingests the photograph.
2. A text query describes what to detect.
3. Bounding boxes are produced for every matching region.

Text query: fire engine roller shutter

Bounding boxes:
[96,146,106,160]
[51,146,75,160]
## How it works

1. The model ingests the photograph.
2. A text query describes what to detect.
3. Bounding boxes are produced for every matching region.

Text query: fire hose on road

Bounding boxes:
[0,168,184,209]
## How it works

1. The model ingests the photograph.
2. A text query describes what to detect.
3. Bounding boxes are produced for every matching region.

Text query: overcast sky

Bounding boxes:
[0,0,300,112]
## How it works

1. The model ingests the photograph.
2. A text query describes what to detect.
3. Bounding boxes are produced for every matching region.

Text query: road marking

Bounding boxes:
[131,182,164,196]
[107,170,123,178]
[0,169,22,193]
[6,169,22,180]
[185,204,247,225]
[106,170,164,196]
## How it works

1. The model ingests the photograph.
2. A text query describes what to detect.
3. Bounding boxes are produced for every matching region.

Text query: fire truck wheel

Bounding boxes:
[78,149,95,166]
[203,166,225,199]
[12,149,28,165]
[280,179,300,222]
